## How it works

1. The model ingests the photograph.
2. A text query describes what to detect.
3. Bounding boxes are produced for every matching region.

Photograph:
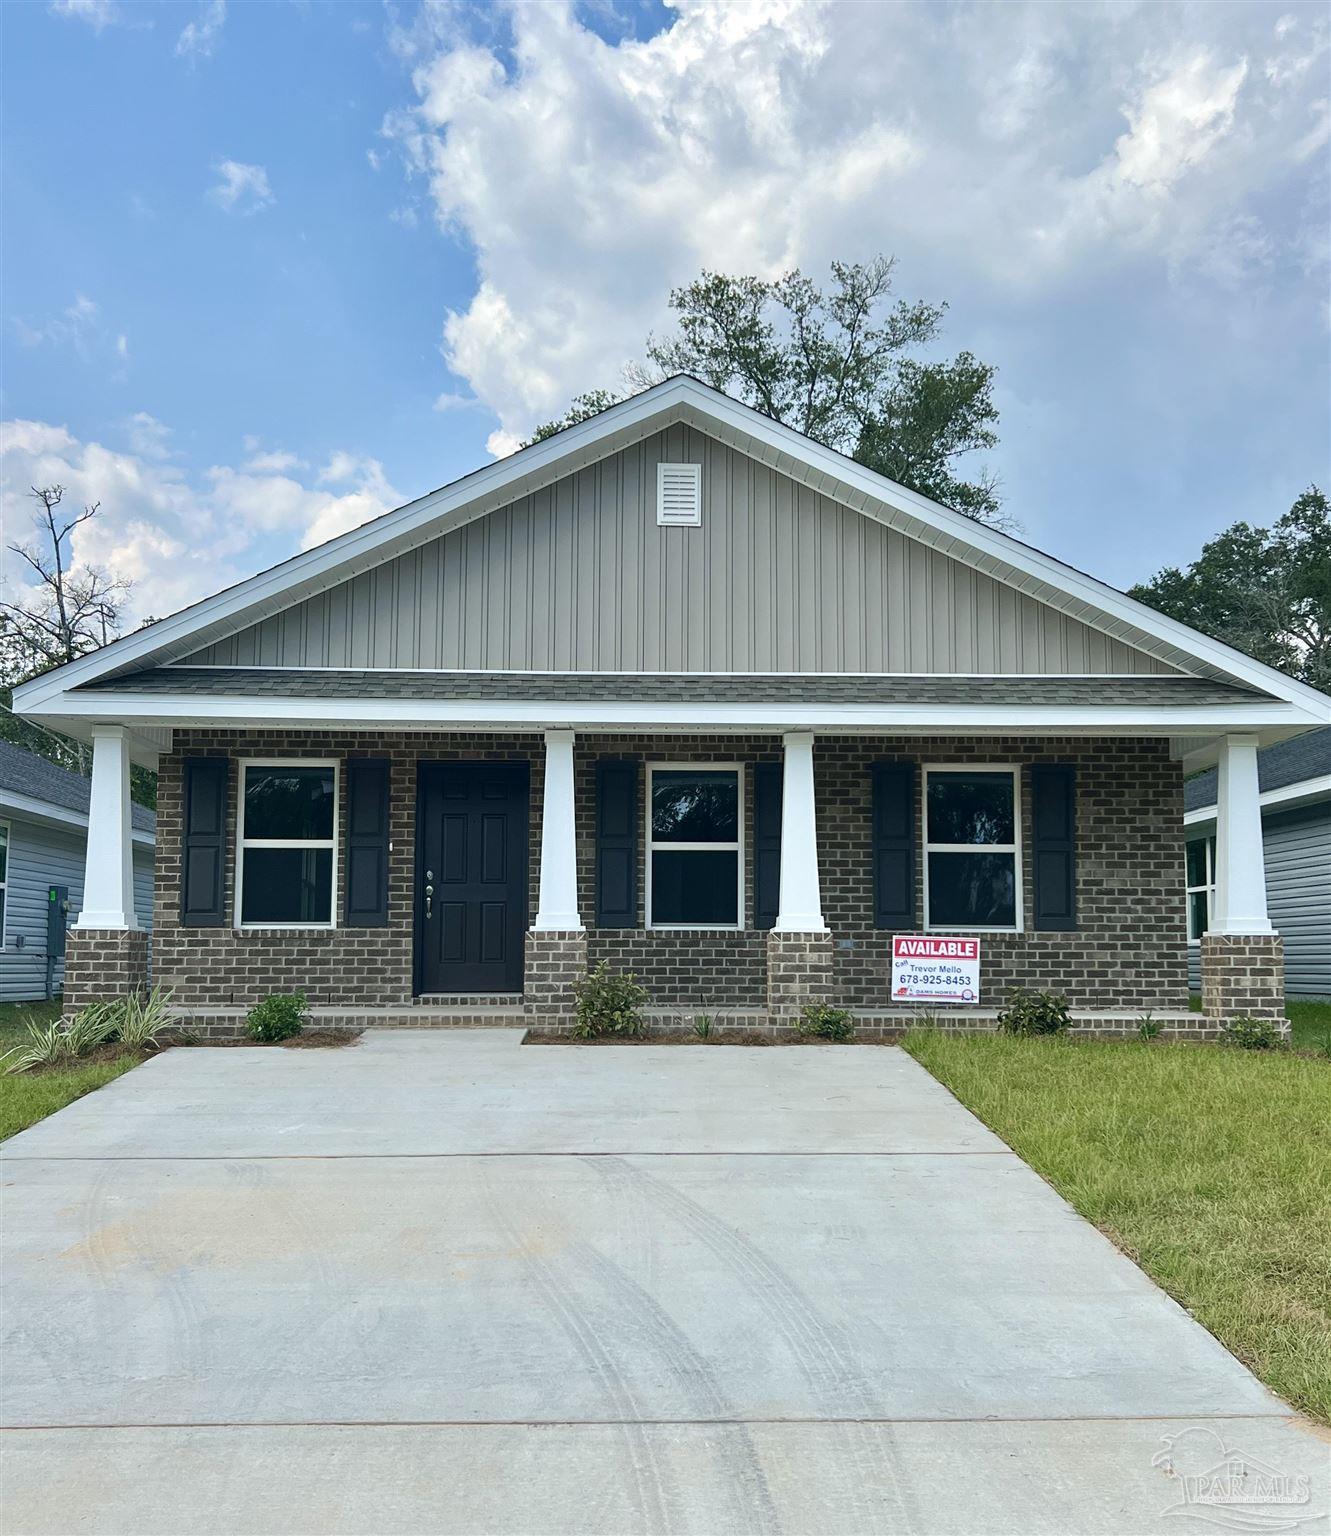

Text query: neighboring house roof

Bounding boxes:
[85,667,1266,709]
[1185,726,1331,813]
[0,742,155,837]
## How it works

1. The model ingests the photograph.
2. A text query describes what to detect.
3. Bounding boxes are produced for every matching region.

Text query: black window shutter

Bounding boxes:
[1032,763,1077,931]
[753,762,782,930]
[595,759,638,927]
[181,756,228,927]
[345,758,391,927]
[872,761,915,928]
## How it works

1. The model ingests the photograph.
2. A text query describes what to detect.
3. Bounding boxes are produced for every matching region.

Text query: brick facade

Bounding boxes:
[63,928,150,1012]
[765,931,835,1024]
[1200,934,1287,1029]
[140,728,1191,1028]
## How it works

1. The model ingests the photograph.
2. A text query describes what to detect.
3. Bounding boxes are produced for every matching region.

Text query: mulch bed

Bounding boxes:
[526,1030,904,1047]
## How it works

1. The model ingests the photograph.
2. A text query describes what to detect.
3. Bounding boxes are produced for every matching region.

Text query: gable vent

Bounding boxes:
[657,462,702,526]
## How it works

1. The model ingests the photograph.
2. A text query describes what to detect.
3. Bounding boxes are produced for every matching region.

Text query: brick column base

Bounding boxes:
[766,930,835,1027]
[63,928,150,1013]
[1200,934,1286,1031]
[524,930,588,1032]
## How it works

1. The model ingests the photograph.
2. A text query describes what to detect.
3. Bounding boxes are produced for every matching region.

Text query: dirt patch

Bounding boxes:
[198,1028,363,1049]
[21,1042,158,1076]
[280,1028,362,1049]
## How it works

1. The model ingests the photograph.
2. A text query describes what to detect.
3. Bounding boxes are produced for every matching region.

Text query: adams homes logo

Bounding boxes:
[1154,1427,1321,1531]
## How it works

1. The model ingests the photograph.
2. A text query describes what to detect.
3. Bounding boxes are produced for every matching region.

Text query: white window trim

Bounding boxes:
[1186,834,1216,946]
[0,818,9,949]
[235,758,339,931]
[645,761,744,931]
[922,764,1024,934]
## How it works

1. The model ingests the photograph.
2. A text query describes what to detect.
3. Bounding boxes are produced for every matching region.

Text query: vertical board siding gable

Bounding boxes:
[182,430,1179,677]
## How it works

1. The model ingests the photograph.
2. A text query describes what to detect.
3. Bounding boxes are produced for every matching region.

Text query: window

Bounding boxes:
[923,766,1021,931]
[1186,836,1215,943]
[236,761,338,927]
[0,821,8,947]
[646,765,742,927]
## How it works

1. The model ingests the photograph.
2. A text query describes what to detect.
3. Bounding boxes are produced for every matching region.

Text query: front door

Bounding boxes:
[416,762,529,994]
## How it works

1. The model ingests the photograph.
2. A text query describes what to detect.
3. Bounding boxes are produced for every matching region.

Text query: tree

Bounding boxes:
[527,256,1004,524]
[1,485,156,806]
[1129,487,1331,690]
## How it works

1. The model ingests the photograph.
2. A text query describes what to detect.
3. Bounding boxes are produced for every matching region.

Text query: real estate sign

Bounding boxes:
[890,935,981,1005]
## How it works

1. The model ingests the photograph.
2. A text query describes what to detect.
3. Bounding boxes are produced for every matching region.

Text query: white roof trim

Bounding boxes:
[13,376,1331,723]
[1185,772,1331,826]
[23,687,1320,735]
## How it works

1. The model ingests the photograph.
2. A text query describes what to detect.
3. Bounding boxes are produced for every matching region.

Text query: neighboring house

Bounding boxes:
[1184,727,1331,1000]
[0,743,155,1004]
[12,377,1331,1037]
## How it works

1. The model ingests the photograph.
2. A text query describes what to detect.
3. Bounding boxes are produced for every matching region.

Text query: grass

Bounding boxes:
[902,1029,1331,1425]
[1188,993,1331,1053]
[0,998,145,1142]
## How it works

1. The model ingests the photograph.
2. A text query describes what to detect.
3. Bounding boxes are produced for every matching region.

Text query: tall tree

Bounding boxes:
[1129,487,1331,690]
[1,485,155,806]
[528,256,1003,525]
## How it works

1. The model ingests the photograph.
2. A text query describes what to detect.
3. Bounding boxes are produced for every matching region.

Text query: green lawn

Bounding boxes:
[0,999,145,1142]
[903,1029,1331,1425]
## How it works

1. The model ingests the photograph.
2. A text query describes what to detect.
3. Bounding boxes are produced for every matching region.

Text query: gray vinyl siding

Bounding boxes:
[0,816,154,1003]
[184,427,1175,677]
[1186,803,1331,999]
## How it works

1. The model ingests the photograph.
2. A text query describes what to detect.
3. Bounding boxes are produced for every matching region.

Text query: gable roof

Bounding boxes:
[1184,726,1331,812]
[12,376,1331,728]
[0,742,156,835]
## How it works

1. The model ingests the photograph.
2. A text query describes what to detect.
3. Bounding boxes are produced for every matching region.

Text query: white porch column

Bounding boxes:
[775,731,826,932]
[75,724,140,930]
[533,729,583,930]
[1210,733,1272,935]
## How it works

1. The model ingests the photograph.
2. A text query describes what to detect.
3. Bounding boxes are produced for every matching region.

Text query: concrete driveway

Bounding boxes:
[2,1031,1326,1535]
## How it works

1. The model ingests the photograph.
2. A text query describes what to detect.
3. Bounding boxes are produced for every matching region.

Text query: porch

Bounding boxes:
[60,720,1285,1038]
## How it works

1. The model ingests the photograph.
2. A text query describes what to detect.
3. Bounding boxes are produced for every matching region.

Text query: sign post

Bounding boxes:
[890,935,981,1005]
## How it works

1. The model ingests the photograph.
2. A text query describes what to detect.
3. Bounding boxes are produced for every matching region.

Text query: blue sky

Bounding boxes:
[2,0,1328,627]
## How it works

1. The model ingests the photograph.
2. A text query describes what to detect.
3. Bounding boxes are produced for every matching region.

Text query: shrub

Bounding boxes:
[111,987,175,1051]
[246,992,308,1044]
[572,964,648,1039]
[692,1015,715,1040]
[2,1019,72,1075]
[1137,1015,1162,1041]
[996,989,1072,1037]
[796,1004,855,1042]
[1219,1015,1286,1051]
[62,1001,120,1056]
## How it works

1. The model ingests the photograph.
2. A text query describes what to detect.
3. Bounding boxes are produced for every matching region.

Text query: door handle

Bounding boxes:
[424,869,434,920]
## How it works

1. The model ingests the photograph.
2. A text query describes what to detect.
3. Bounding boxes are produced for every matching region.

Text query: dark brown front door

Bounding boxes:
[416,762,528,994]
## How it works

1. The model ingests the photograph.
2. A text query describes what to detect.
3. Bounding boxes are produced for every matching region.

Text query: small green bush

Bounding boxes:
[692,1015,715,1040]
[996,989,1072,1037]
[796,1004,855,1042]
[573,964,648,1039]
[1219,1015,1287,1051]
[246,992,308,1044]
[1137,1015,1162,1041]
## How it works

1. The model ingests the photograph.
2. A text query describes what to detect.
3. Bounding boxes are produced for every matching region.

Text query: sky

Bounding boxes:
[1,0,1328,632]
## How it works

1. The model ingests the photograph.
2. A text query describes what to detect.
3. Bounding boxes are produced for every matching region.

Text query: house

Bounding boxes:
[12,377,1331,1037]
[1184,726,1330,1000]
[0,742,155,1004]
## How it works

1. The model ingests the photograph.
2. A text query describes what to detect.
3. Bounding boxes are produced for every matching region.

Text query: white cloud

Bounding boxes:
[385,0,1328,447]
[49,0,119,30]
[125,412,172,459]
[176,0,226,61]
[13,294,129,377]
[242,449,305,473]
[1,417,400,627]
[209,159,274,215]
